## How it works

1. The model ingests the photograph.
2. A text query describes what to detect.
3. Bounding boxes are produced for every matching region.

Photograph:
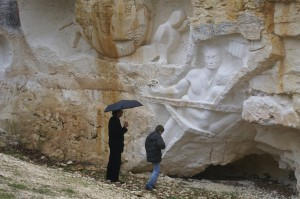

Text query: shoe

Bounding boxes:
[111,180,124,184]
[145,185,153,191]
[152,185,156,189]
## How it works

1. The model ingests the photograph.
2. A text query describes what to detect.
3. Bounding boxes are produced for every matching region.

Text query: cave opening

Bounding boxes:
[193,154,296,187]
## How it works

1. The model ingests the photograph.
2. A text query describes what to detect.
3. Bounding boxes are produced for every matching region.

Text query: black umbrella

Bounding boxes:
[104,100,143,112]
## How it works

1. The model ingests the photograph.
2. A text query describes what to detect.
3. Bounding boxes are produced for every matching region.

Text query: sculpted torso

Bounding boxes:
[183,69,210,101]
[149,46,222,102]
[147,46,240,134]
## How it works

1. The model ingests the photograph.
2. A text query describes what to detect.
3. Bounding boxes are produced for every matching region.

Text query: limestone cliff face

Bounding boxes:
[75,0,153,58]
[1,0,300,191]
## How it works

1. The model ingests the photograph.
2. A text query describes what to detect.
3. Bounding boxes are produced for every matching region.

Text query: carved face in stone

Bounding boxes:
[203,47,222,70]
[169,10,186,29]
[77,0,152,58]
[96,1,114,35]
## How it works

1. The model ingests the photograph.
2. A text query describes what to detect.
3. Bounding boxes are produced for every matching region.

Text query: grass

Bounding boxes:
[8,183,57,197]
[12,169,22,177]
[32,185,55,196]
[0,189,15,199]
[8,183,29,190]
[61,188,76,196]
[0,175,12,183]
[225,191,239,199]
[187,187,240,199]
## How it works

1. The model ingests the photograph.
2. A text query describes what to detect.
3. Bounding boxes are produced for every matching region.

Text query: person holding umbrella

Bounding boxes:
[104,100,143,183]
[106,109,128,182]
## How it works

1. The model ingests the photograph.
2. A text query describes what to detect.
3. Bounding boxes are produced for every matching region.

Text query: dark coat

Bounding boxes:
[108,116,127,153]
[145,131,165,163]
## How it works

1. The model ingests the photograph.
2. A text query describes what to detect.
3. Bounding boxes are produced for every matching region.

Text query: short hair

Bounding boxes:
[112,110,122,116]
[155,125,164,133]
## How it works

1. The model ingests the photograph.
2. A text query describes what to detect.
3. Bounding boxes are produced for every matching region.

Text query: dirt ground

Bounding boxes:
[0,152,297,199]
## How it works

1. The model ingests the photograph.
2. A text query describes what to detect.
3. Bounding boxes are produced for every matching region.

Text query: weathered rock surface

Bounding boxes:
[1,0,300,194]
[75,0,153,58]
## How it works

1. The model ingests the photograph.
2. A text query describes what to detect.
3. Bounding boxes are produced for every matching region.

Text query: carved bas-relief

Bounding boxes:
[143,35,255,174]
[19,0,95,61]
[76,0,152,58]
[149,37,250,103]
[151,10,188,64]
[147,44,242,134]
[120,9,189,65]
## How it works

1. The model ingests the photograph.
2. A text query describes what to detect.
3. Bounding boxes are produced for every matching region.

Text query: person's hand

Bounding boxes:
[147,79,161,94]
[147,79,159,88]
[124,121,129,128]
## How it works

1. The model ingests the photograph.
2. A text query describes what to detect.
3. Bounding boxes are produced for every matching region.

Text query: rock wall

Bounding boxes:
[1,0,300,191]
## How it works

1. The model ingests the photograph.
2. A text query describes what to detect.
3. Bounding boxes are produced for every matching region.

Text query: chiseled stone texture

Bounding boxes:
[274,1,300,37]
[243,96,300,129]
[1,0,300,193]
[75,0,153,58]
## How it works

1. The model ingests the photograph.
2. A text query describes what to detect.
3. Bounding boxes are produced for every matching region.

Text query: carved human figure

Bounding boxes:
[151,10,188,64]
[151,46,222,101]
[148,45,240,152]
[76,0,152,58]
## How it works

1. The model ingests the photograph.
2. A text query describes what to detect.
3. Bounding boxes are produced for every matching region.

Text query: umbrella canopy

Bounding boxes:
[104,100,143,112]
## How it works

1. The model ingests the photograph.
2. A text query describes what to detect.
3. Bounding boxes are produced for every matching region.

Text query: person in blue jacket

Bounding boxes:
[145,125,166,190]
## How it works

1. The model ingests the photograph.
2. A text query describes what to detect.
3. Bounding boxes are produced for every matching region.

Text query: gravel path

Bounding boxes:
[0,152,297,199]
[0,153,144,199]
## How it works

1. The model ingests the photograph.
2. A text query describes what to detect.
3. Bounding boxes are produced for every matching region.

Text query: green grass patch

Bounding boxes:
[188,187,240,199]
[61,188,76,196]
[32,185,55,196]
[12,170,22,177]
[0,175,13,184]
[223,191,239,199]
[8,183,29,190]
[0,189,15,199]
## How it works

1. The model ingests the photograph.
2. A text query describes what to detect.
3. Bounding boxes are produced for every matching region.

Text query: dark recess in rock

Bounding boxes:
[0,0,20,29]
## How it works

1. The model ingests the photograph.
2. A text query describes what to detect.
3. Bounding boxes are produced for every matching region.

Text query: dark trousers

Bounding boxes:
[106,149,121,182]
